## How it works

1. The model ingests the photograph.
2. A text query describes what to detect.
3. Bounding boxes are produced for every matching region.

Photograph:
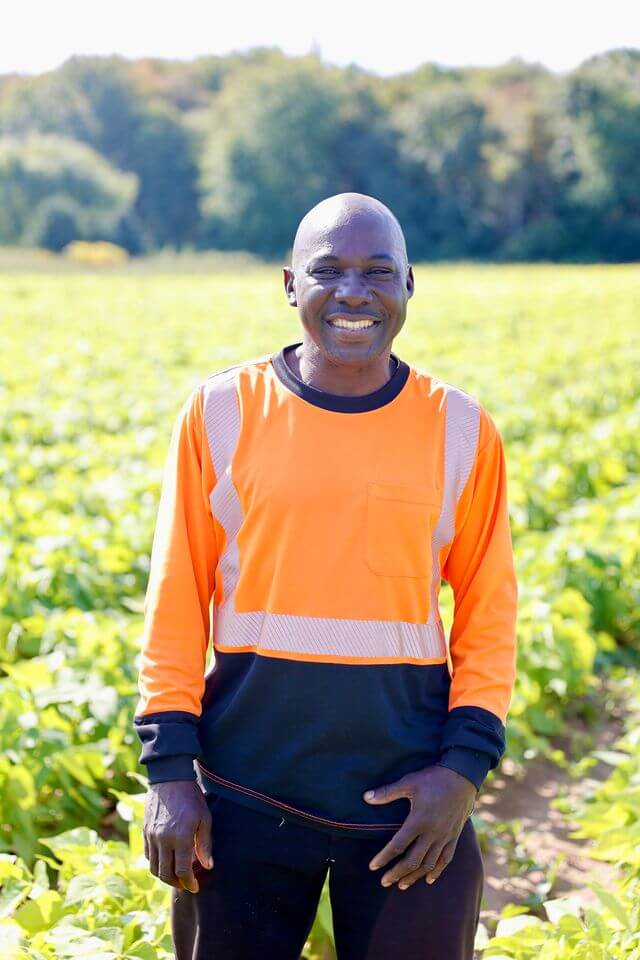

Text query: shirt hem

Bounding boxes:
[195,761,403,838]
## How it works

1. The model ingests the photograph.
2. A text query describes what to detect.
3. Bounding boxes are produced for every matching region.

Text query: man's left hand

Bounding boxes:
[363,765,478,889]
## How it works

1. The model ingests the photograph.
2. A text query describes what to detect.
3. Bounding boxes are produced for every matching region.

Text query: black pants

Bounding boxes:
[172,793,483,960]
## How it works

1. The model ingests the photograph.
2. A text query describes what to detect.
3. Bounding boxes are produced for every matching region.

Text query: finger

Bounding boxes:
[158,843,182,890]
[380,835,432,888]
[424,838,457,884]
[369,823,421,873]
[175,843,199,894]
[148,838,159,879]
[397,840,446,890]
[195,814,214,870]
[143,830,150,862]
[363,775,415,806]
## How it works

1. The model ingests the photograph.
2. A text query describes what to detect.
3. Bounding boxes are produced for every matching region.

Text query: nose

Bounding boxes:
[334,269,373,306]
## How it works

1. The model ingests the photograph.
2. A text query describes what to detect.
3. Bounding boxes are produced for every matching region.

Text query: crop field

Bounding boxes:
[1,260,639,958]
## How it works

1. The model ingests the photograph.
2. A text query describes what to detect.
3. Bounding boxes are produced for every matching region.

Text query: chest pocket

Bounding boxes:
[365,482,441,579]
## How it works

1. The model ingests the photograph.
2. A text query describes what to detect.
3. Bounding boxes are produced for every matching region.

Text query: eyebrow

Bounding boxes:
[308,253,396,267]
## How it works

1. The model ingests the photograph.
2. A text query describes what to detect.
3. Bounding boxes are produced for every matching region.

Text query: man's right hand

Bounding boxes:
[143,780,213,894]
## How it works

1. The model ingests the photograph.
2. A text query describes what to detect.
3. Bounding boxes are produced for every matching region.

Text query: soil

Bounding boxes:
[475,699,628,939]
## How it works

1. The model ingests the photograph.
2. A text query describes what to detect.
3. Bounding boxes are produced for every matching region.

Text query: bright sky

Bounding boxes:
[4,0,639,77]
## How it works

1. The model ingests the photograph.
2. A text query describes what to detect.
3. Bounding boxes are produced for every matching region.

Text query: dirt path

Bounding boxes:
[475,696,627,935]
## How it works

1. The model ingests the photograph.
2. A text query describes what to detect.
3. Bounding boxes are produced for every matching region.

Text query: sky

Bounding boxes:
[3,0,639,77]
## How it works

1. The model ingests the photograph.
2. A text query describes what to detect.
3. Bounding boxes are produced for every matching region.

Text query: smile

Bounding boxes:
[326,316,380,330]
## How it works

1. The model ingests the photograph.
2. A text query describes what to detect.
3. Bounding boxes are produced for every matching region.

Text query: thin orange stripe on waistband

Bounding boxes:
[213,643,448,666]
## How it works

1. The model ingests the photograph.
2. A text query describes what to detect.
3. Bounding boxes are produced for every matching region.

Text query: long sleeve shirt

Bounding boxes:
[133,342,518,837]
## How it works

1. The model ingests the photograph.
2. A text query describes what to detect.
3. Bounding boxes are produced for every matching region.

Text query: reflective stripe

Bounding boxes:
[426,384,481,632]
[202,365,480,663]
[213,604,448,660]
[204,368,244,602]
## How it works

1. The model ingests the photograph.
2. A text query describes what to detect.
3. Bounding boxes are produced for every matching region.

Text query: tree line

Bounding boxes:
[0,47,639,261]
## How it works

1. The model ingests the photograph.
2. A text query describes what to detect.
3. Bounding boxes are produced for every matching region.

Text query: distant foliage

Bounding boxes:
[198,57,411,255]
[0,134,137,250]
[0,49,639,258]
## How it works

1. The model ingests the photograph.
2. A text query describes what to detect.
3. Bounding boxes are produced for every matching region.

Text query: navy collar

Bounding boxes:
[271,342,410,413]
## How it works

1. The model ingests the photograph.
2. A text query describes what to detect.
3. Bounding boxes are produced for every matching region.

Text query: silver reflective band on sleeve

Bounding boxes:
[427,383,481,618]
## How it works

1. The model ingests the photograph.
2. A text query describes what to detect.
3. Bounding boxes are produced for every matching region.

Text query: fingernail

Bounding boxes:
[399,883,408,890]
[364,791,375,800]
[427,877,435,884]
[369,861,378,871]
[381,879,392,887]
[208,857,214,868]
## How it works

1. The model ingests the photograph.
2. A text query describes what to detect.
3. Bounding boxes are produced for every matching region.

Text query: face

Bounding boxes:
[283,210,414,367]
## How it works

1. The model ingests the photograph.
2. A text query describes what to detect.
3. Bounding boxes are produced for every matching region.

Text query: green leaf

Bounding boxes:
[65,875,101,906]
[104,875,129,900]
[543,896,582,924]
[495,913,544,938]
[586,881,630,929]
[125,944,157,960]
[38,828,100,856]
[13,890,62,933]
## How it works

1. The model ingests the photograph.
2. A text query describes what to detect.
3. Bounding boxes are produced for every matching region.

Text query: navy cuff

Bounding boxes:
[437,705,506,791]
[134,711,202,765]
[145,755,197,784]
[435,747,492,791]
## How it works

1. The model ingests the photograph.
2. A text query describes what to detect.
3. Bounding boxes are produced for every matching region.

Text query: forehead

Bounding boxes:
[296,208,404,265]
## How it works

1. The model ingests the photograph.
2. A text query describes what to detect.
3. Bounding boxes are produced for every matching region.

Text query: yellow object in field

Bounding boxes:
[63,240,129,265]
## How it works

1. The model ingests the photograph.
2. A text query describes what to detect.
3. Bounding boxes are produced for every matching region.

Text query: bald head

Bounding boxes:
[283,191,414,367]
[291,193,408,273]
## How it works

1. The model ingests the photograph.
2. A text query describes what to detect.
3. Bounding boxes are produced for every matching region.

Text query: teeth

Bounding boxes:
[329,318,376,329]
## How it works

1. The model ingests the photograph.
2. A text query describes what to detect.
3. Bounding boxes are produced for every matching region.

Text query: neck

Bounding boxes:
[289,338,395,397]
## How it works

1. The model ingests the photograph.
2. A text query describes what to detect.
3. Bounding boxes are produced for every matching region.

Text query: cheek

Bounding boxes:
[380,289,406,315]
[300,285,331,315]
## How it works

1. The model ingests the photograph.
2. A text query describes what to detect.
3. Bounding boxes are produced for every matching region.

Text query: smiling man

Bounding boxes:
[134,192,518,960]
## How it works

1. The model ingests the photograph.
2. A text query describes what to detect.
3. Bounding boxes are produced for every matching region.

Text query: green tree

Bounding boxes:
[198,56,413,257]
[0,57,200,251]
[1,48,640,261]
[393,85,502,256]
[117,101,200,250]
[0,134,137,249]
[560,50,640,260]
[58,58,200,251]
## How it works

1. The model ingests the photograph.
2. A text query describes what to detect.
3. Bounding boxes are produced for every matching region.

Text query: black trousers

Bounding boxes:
[172,792,483,960]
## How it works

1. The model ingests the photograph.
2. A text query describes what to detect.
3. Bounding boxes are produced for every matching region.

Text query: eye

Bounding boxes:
[314,267,338,275]
[369,268,392,275]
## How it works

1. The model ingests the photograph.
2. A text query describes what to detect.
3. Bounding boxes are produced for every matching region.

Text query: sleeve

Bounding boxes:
[133,384,218,784]
[435,407,518,792]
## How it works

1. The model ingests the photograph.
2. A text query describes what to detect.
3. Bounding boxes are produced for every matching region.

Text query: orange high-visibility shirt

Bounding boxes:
[134,343,518,836]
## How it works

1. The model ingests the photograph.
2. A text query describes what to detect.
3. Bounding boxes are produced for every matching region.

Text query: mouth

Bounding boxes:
[325,314,382,333]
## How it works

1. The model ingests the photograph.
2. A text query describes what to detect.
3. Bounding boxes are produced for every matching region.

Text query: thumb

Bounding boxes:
[194,815,214,870]
[363,775,415,804]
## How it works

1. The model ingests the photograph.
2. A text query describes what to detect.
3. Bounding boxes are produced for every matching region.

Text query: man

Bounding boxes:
[134,192,518,960]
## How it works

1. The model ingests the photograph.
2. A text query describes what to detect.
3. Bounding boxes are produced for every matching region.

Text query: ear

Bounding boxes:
[406,264,415,300]
[283,267,297,307]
